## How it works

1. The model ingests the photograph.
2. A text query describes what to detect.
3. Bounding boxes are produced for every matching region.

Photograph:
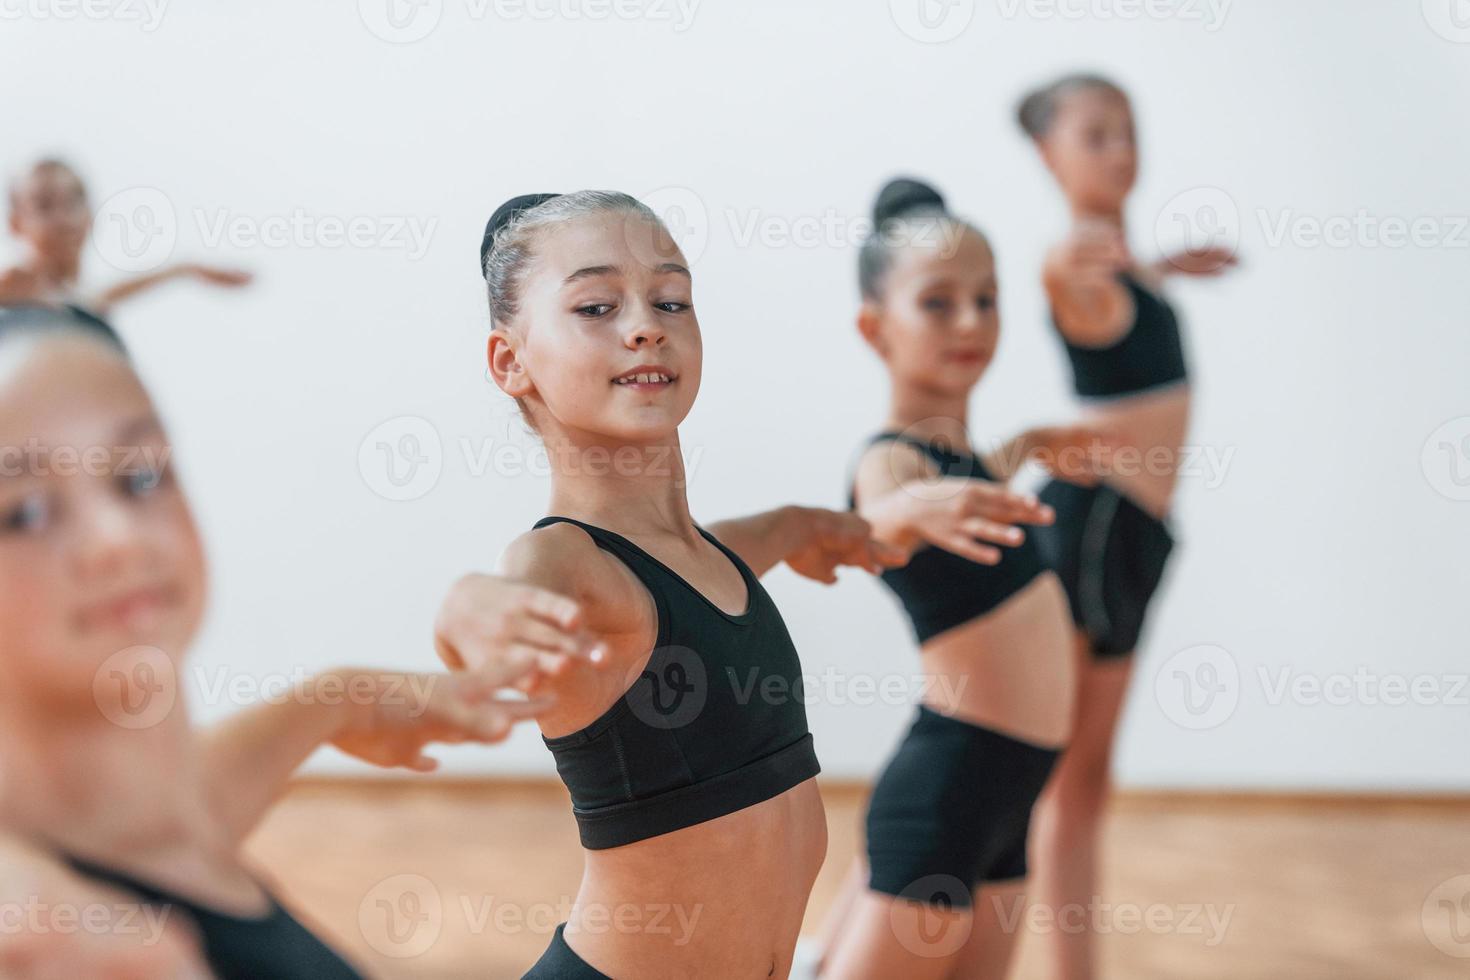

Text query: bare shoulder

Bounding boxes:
[502,522,650,635]
[854,437,937,506]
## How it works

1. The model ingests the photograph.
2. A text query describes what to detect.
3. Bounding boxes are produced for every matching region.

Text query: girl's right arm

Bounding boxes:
[1043,220,1135,347]
[435,524,652,734]
[853,441,1055,566]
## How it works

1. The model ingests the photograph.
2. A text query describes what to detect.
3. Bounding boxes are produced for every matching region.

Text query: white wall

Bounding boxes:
[4,1,1467,788]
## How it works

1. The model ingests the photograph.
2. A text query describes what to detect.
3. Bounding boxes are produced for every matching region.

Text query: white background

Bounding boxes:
[4,1,1467,788]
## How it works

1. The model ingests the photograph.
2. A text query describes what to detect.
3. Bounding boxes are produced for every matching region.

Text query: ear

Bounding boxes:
[856,301,888,358]
[487,328,534,398]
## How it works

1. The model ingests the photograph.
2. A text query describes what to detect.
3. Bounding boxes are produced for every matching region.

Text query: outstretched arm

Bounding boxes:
[199,667,547,847]
[92,263,252,313]
[981,423,1120,485]
[852,440,1055,566]
[706,506,905,582]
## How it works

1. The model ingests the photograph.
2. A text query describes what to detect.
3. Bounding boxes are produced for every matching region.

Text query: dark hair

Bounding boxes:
[479,190,662,327]
[0,304,126,353]
[1016,73,1128,139]
[858,177,984,301]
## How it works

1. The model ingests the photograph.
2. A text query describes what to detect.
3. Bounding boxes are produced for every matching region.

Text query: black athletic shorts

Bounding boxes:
[523,924,611,980]
[866,706,1060,908]
[1035,480,1175,658]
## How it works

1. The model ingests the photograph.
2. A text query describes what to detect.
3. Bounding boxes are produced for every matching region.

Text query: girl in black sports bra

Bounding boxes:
[1017,73,1237,980]
[0,307,556,978]
[443,190,900,979]
[819,179,1112,980]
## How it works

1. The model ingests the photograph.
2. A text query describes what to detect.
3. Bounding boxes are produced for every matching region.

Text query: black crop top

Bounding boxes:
[1053,273,1188,399]
[63,854,362,980]
[852,433,1048,644]
[533,517,821,850]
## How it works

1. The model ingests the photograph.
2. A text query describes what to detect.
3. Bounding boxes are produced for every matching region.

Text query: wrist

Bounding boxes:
[303,667,376,738]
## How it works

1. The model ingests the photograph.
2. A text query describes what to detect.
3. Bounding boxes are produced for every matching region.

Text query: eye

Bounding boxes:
[655,301,691,314]
[121,462,169,498]
[922,296,952,314]
[976,295,996,312]
[2,492,52,535]
[575,304,615,318]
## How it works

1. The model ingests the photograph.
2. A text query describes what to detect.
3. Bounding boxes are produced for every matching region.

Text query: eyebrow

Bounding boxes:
[562,262,692,286]
[117,415,164,442]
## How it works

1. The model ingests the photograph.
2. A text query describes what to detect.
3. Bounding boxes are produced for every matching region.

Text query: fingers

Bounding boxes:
[958,517,1025,547]
[940,534,1002,566]
[961,483,1054,526]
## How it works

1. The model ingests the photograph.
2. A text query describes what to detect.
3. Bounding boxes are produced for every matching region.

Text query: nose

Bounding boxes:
[622,303,667,349]
[73,489,149,584]
[955,303,984,334]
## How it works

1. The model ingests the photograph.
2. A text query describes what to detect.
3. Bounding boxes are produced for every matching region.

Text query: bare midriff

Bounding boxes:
[565,777,827,978]
[917,571,1076,748]
[1079,382,1191,519]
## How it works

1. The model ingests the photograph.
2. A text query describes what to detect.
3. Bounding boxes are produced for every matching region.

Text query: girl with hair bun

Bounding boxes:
[436,189,904,978]
[818,177,1112,979]
[1018,73,1236,980]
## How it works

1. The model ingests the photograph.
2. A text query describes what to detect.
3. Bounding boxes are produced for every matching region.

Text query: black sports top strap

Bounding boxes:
[529,515,819,849]
[1052,273,1188,399]
[62,854,362,979]
[853,432,1046,644]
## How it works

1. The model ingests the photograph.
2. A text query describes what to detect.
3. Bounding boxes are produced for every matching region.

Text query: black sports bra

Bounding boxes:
[851,433,1048,644]
[1053,273,1187,399]
[63,854,362,979]
[533,517,821,850]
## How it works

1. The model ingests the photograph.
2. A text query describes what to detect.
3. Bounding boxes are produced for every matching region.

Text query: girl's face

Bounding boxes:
[0,335,206,706]
[492,211,701,443]
[9,165,91,263]
[1039,86,1138,213]
[862,225,999,397]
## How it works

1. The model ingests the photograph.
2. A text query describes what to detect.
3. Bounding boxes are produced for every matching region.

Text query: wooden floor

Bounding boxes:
[244,780,1469,979]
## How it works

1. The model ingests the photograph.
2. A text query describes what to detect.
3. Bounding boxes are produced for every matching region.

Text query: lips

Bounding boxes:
[77,584,179,634]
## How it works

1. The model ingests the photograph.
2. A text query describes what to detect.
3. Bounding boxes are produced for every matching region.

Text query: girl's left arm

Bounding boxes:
[707,506,906,582]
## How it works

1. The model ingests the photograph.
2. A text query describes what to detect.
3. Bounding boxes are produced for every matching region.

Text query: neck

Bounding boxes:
[1070,201,1127,231]
[0,693,217,865]
[542,425,698,541]
[884,380,971,448]
[24,247,82,293]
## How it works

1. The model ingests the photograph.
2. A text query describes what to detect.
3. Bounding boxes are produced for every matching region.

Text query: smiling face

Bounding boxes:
[861,222,999,397]
[1038,85,1138,214]
[8,162,91,266]
[0,333,206,707]
[488,209,701,444]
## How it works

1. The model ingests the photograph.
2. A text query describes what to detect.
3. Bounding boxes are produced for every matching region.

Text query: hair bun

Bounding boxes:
[872,177,946,226]
[480,192,562,275]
